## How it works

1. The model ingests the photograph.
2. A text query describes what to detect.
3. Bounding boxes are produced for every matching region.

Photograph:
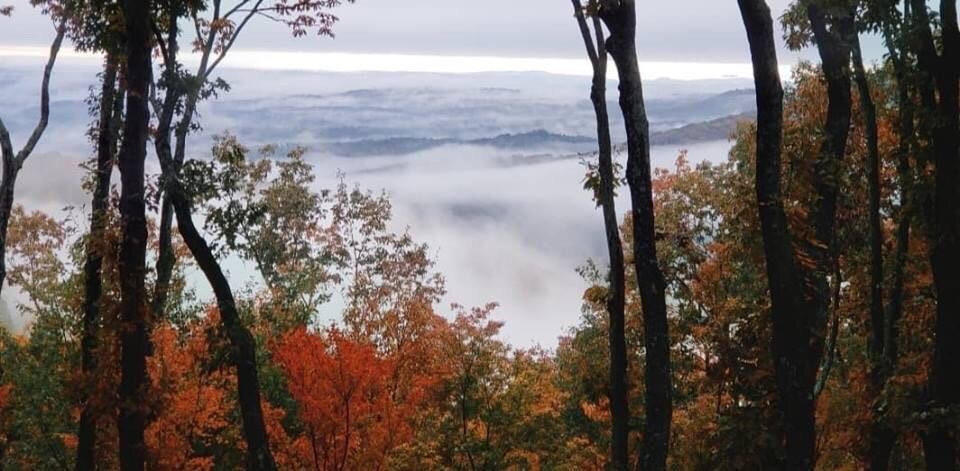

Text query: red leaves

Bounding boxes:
[266,0,354,38]
[273,327,422,470]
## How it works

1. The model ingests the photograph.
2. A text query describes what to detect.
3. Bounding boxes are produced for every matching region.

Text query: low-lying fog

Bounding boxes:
[306,140,734,346]
[1,62,745,346]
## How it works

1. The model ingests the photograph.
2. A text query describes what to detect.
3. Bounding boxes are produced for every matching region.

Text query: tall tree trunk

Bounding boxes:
[152,18,278,469]
[911,1,960,468]
[850,32,884,390]
[76,55,119,471]
[882,31,914,402]
[738,0,803,465]
[738,1,849,468]
[150,17,180,321]
[851,27,890,471]
[0,23,65,297]
[571,3,628,469]
[117,0,152,466]
[598,2,671,469]
[152,19,212,320]
[165,180,278,470]
[806,4,853,362]
[868,7,917,466]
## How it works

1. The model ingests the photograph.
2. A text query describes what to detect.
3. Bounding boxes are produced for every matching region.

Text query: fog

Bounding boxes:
[305,140,734,346]
[0,62,740,346]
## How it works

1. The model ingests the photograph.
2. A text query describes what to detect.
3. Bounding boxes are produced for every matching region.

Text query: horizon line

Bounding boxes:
[0,45,794,81]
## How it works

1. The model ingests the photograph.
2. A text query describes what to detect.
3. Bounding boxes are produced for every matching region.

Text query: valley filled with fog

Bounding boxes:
[1,61,749,345]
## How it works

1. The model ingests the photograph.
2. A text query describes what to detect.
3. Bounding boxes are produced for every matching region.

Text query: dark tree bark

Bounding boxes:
[76,55,120,471]
[867,6,916,467]
[117,0,152,467]
[159,176,279,470]
[151,15,277,469]
[0,22,65,297]
[850,32,884,388]
[597,2,671,469]
[738,2,808,467]
[150,12,181,321]
[910,1,960,468]
[152,0,229,320]
[882,18,914,395]
[850,25,888,470]
[806,4,853,349]
[739,1,851,468]
[571,2,628,469]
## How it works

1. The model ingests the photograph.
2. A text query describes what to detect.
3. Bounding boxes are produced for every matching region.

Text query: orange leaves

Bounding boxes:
[146,321,237,470]
[273,327,418,470]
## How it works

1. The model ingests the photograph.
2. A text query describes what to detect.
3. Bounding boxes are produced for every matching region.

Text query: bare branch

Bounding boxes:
[571,0,600,68]
[16,20,66,167]
[151,18,171,69]
[207,0,265,77]
[223,0,253,19]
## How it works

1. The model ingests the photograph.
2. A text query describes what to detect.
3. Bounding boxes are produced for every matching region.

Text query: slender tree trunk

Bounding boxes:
[911,2,960,467]
[151,17,181,320]
[571,3,628,469]
[850,32,884,389]
[851,27,892,471]
[76,55,119,471]
[151,17,277,468]
[152,22,209,319]
[739,1,842,468]
[806,4,853,364]
[868,10,916,467]
[883,32,914,393]
[152,72,204,319]
[169,189,277,470]
[597,2,671,469]
[0,24,65,297]
[151,198,174,317]
[117,0,152,467]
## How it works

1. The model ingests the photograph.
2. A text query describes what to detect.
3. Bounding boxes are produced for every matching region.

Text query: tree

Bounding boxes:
[850,2,917,467]
[569,2,629,468]
[273,328,412,470]
[907,1,960,466]
[740,1,855,468]
[0,7,66,297]
[76,53,123,471]
[116,0,154,467]
[147,2,357,466]
[191,138,340,327]
[150,0,356,319]
[594,1,673,469]
[1,207,78,469]
[737,0,819,467]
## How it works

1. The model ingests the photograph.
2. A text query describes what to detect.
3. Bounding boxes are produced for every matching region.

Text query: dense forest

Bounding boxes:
[0,0,958,469]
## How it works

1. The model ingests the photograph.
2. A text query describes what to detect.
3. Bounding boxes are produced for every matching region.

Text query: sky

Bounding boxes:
[0,0,887,78]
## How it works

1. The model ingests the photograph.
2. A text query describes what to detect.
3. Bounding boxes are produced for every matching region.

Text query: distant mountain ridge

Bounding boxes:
[324,112,753,157]
[324,130,596,157]
[649,112,754,146]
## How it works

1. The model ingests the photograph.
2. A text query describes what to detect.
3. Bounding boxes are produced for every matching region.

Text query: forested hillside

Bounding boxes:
[0,0,958,469]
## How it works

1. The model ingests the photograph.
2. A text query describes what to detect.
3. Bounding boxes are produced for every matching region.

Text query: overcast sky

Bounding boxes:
[1,0,885,68]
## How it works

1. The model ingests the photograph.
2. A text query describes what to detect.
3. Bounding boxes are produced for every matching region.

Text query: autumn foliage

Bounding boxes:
[0,0,958,466]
